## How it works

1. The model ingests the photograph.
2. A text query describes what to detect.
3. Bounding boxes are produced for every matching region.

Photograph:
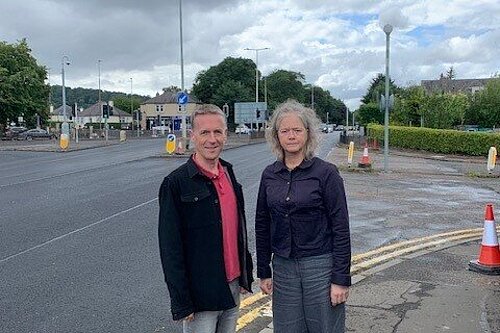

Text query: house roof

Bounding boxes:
[79,102,131,117]
[142,91,200,104]
[421,78,494,94]
[52,104,73,115]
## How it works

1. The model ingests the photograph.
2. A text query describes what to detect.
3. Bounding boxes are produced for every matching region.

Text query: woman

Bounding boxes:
[255,100,351,333]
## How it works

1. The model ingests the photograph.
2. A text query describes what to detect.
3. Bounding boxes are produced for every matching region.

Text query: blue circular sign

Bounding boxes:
[177,92,189,105]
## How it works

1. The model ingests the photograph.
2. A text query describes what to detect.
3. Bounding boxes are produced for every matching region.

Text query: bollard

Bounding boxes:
[120,130,126,142]
[348,141,354,167]
[59,133,69,150]
[487,147,497,174]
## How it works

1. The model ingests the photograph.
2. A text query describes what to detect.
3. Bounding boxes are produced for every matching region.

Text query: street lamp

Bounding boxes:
[244,47,270,103]
[178,0,187,141]
[61,55,70,135]
[98,59,102,130]
[383,23,393,173]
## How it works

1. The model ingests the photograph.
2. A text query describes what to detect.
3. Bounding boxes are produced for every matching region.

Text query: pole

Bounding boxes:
[179,0,187,140]
[311,85,314,111]
[75,102,79,143]
[244,47,269,103]
[326,112,329,124]
[98,59,102,130]
[383,24,393,173]
[61,56,69,122]
[255,50,259,103]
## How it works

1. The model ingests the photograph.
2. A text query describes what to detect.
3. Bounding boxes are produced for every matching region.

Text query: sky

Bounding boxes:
[1,0,499,110]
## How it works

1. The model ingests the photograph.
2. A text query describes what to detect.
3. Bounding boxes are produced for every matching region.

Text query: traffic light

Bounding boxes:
[256,109,261,119]
[102,105,109,119]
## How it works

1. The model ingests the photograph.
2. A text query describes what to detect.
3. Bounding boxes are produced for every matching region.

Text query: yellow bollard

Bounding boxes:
[487,146,497,173]
[59,133,69,150]
[166,134,176,154]
[348,141,354,167]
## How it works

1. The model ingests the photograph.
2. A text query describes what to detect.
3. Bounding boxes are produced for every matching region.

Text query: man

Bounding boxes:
[158,104,253,333]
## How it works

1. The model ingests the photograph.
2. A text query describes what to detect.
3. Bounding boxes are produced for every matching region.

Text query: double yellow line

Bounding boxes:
[236,227,496,331]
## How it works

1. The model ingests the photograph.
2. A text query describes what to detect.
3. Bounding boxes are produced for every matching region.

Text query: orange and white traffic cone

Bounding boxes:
[469,204,500,275]
[176,139,185,155]
[357,143,372,168]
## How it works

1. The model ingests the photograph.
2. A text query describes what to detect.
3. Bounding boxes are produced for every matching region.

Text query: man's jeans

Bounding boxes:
[183,280,240,333]
[272,253,346,333]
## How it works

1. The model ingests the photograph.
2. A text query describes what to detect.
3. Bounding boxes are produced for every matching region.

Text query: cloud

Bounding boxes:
[0,0,499,109]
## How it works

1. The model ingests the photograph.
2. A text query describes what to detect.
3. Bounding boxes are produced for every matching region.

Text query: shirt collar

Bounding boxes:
[187,155,232,178]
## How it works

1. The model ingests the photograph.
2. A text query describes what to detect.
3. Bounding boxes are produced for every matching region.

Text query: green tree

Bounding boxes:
[266,70,305,110]
[0,39,49,129]
[112,95,143,114]
[466,78,500,128]
[357,102,383,125]
[305,85,346,125]
[391,86,425,126]
[361,73,401,105]
[421,93,469,129]
[192,57,255,105]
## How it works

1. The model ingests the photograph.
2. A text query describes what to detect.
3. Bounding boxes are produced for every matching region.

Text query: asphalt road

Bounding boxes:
[2,134,500,333]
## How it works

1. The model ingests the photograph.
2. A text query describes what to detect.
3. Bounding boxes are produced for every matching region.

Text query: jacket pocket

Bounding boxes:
[180,190,217,229]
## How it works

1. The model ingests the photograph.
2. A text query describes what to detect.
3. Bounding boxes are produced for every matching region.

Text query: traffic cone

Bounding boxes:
[357,143,371,168]
[469,204,500,275]
[176,139,185,155]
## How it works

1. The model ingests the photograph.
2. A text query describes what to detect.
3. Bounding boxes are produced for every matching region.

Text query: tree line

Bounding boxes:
[357,73,500,129]
[192,57,347,126]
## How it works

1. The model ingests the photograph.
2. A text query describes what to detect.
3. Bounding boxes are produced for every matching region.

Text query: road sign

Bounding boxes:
[177,91,189,105]
[166,134,176,154]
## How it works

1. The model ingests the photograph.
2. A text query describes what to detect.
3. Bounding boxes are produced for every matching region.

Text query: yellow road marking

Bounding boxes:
[239,292,267,310]
[351,232,482,274]
[352,228,484,263]
[237,301,272,331]
[236,227,496,331]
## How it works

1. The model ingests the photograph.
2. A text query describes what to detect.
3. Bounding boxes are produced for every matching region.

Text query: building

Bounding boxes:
[50,104,74,123]
[140,90,200,130]
[421,77,494,94]
[79,102,132,129]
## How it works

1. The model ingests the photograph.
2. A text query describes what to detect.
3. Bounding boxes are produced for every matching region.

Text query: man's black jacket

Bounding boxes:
[158,156,254,321]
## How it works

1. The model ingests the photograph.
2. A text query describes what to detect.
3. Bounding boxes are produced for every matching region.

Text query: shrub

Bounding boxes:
[367,124,500,156]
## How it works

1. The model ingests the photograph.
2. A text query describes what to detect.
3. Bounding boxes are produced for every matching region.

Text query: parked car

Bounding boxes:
[321,125,334,133]
[1,126,27,140]
[18,129,55,141]
[235,125,251,134]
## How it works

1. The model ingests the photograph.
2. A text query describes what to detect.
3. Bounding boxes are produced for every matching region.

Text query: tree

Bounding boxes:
[192,57,255,106]
[466,78,500,128]
[357,103,383,125]
[391,86,425,126]
[421,93,468,129]
[445,66,456,79]
[0,39,49,129]
[112,95,143,114]
[361,73,401,105]
[265,70,305,110]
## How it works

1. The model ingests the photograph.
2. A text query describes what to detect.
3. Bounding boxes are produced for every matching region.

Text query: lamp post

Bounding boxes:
[244,47,269,103]
[178,0,187,140]
[61,55,70,135]
[98,59,102,130]
[383,24,393,173]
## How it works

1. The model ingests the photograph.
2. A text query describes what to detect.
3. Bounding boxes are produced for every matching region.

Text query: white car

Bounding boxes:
[235,125,251,134]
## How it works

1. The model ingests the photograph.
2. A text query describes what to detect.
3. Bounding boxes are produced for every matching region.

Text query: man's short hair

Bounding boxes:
[191,104,227,130]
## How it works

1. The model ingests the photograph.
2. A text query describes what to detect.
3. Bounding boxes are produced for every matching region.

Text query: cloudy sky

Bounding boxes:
[1,0,499,109]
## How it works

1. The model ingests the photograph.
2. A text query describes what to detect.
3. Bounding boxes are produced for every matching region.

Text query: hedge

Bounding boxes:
[367,124,500,156]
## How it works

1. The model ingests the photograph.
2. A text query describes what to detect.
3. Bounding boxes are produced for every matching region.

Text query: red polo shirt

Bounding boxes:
[193,155,241,282]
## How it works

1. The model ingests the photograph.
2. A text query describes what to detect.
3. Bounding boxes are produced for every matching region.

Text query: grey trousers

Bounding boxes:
[272,253,346,333]
[183,280,240,333]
